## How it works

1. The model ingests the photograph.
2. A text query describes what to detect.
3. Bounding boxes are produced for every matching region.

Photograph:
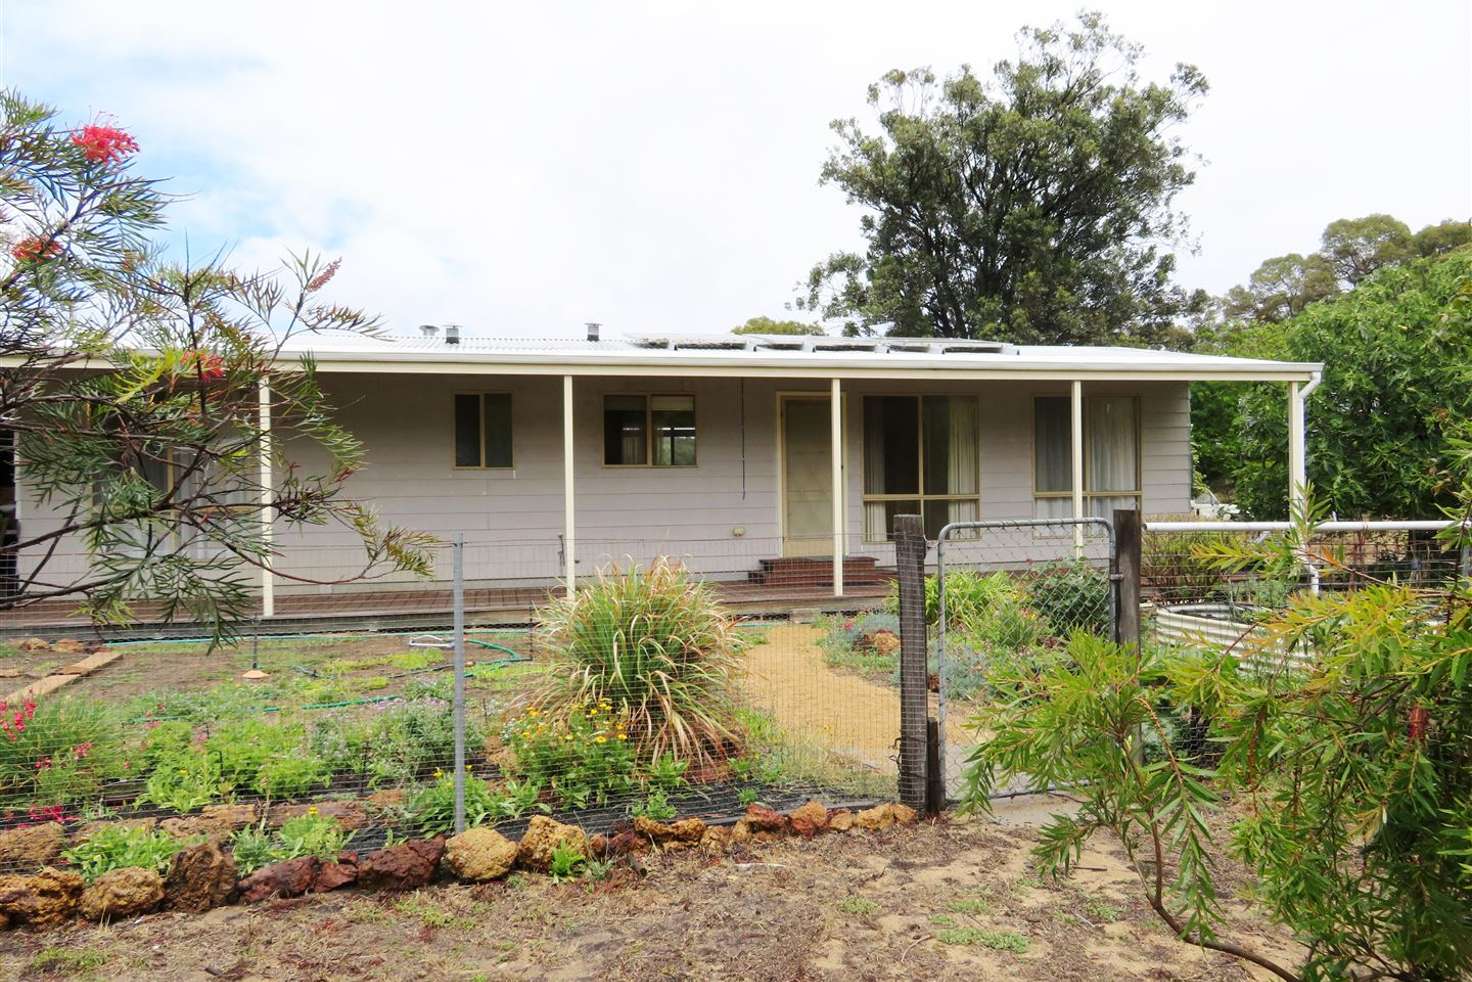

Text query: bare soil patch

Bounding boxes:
[1,798,1299,981]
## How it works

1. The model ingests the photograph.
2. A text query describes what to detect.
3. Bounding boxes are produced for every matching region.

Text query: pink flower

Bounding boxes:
[70,121,139,165]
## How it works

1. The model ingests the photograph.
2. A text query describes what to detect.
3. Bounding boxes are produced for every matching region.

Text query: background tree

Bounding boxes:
[730,315,823,336]
[1219,253,1338,324]
[800,12,1209,345]
[1319,213,1416,286]
[1192,215,1471,506]
[1226,248,1472,518]
[1413,218,1472,258]
[0,91,433,639]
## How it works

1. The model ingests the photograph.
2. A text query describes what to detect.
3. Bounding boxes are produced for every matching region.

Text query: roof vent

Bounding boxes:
[419,324,439,339]
[586,321,601,342]
[444,324,461,345]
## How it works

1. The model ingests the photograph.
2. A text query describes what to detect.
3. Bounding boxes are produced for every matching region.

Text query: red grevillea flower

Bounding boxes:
[182,350,226,383]
[70,122,140,165]
[11,237,61,263]
[306,258,341,292]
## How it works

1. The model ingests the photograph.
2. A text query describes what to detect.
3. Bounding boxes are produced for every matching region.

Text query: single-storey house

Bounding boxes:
[5,327,1323,623]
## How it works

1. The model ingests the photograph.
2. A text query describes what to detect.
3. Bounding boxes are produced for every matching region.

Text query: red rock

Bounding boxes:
[0,823,65,869]
[312,852,358,892]
[788,801,830,838]
[237,857,319,903]
[165,841,237,912]
[358,838,445,891]
[743,803,787,833]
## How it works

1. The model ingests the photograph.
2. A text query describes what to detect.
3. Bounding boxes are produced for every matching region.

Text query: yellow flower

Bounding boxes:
[433,768,444,779]
[616,733,627,741]
[526,707,540,718]
[594,736,607,744]
[307,805,319,816]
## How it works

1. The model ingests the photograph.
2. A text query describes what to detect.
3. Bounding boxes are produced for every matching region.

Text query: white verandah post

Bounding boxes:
[1071,380,1084,557]
[563,374,575,599]
[831,377,843,598]
[258,375,274,618]
[1288,380,1306,517]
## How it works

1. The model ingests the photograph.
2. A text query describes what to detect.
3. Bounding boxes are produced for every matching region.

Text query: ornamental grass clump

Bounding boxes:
[534,558,745,766]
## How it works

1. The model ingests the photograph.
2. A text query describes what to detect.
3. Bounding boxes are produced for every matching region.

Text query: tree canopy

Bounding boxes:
[730,315,823,336]
[800,12,1209,345]
[1211,247,1472,519]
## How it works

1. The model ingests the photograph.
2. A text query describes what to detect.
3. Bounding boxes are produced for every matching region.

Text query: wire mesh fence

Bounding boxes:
[1141,520,1470,766]
[0,533,902,877]
[934,518,1116,800]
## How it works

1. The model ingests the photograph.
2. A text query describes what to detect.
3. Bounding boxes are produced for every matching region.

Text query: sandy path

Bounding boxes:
[739,623,976,783]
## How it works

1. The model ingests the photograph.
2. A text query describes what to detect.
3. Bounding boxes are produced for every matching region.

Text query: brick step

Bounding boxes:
[748,556,892,587]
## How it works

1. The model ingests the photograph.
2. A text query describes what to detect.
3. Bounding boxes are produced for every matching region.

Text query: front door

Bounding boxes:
[780,396,832,557]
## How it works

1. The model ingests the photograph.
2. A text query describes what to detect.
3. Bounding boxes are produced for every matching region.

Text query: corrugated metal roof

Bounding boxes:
[272,330,1321,380]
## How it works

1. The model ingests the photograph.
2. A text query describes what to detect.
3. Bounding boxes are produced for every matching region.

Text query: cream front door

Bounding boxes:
[781,396,833,557]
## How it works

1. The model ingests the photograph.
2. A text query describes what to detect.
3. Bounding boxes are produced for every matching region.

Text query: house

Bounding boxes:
[5,328,1322,625]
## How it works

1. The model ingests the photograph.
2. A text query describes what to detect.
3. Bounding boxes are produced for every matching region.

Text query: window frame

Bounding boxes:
[859,393,982,543]
[1031,394,1142,516]
[451,391,515,470]
[601,393,698,468]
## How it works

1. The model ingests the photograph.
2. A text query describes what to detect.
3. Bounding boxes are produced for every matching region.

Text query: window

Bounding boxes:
[1033,395,1140,519]
[862,395,979,541]
[453,393,513,468]
[603,395,696,467]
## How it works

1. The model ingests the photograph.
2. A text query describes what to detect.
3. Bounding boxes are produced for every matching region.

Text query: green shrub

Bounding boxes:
[404,772,547,836]
[254,754,332,798]
[1025,562,1111,637]
[629,787,676,821]
[534,558,746,765]
[143,748,228,812]
[228,810,352,874]
[206,717,306,791]
[63,825,184,882]
[503,702,636,808]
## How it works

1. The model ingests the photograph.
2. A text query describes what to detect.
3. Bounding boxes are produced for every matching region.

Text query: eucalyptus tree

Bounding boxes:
[801,12,1209,345]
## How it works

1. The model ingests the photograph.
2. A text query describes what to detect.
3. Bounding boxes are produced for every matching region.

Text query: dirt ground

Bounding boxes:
[0,797,1302,982]
[0,630,540,706]
[739,623,973,779]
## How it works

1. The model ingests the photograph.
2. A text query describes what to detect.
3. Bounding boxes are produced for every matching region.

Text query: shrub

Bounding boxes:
[502,702,637,808]
[63,825,184,882]
[143,748,228,812]
[254,755,332,799]
[819,612,901,677]
[1025,562,1111,637]
[312,699,476,788]
[206,717,306,792]
[229,809,352,874]
[534,558,745,765]
[405,771,547,836]
[0,697,127,805]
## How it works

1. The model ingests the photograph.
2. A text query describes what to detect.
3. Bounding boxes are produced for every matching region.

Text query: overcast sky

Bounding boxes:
[8,1,1470,339]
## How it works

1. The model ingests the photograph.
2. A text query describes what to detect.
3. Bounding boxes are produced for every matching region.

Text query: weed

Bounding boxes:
[62,825,185,883]
[1083,896,1122,922]
[394,892,474,930]
[646,752,688,791]
[28,946,108,975]
[935,927,1030,952]
[946,896,992,915]
[837,896,879,916]
[737,787,759,807]
[629,787,676,822]
[548,841,586,883]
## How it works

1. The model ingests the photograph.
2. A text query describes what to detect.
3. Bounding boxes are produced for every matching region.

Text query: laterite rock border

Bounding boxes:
[0,799,917,930]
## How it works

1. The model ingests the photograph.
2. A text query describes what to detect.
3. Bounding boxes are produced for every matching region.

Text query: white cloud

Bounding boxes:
[9,0,1471,337]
